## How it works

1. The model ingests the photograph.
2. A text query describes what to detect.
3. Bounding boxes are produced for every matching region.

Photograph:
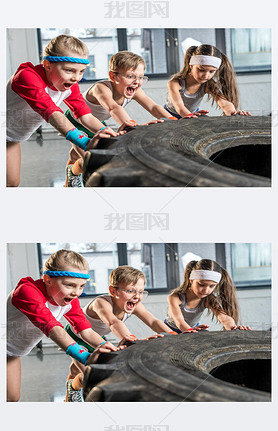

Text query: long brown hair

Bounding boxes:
[170,259,239,324]
[170,44,239,110]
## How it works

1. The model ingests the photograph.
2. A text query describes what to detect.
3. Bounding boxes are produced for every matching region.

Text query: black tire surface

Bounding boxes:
[83,116,271,187]
[83,330,271,402]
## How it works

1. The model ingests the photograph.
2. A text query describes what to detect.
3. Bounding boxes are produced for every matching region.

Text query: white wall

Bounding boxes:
[6,29,39,78]
[7,243,40,294]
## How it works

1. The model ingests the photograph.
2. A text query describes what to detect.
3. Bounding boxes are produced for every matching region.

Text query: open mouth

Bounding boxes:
[126,301,137,311]
[64,297,72,304]
[64,83,72,89]
[126,86,136,97]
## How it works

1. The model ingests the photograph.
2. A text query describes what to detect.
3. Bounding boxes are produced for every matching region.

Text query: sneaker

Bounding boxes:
[65,379,83,402]
[65,165,83,188]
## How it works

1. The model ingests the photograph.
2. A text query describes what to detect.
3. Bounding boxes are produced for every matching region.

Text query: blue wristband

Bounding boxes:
[99,340,107,346]
[66,128,90,150]
[66,343,91,365]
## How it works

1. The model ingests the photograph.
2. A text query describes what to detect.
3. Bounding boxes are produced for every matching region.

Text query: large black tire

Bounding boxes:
[83,330,271,402]
[83,116,271,187]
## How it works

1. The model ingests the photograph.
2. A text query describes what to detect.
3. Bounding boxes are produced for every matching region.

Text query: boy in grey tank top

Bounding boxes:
[65,265,174,401]
[65,51,179,186]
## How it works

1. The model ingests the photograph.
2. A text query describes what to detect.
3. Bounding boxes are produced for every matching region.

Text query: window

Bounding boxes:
[83,269,96,295]
[39,242,271,295]
[38,28,271,82]
[126,243,168,290]
[83,55,96,80]
[231,28,271,72]
[126,28,168,74]
[230,243,271,287]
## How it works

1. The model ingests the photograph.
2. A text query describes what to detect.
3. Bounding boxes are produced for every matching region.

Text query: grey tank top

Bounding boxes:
[166,79,206,115]
[82,80,132,122]
[82,295,132,336]
[166,293,206,329]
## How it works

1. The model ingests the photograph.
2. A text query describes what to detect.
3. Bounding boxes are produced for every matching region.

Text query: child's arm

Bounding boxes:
[214,96,251,116]
[48,326,117,368]
[215,311,251,330]
[77,327,117,350]
[48,111,119,151]
[133,87,176,119]
[133,302,173,333]
[91,84,174,125]
[87,298,136,341]
[78,113,117,134]
[48,325,86,351]
[49,324,117,352]
[48,111,117,139]
[89,83,135,125]
[167,294,199,332]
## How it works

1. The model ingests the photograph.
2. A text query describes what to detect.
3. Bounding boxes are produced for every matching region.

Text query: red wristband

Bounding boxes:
[168,116,178,120]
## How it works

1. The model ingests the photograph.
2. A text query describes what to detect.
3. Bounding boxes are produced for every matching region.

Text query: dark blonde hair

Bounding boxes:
[44,249,89,273]
[109,265,146,288]
[170,44,239,110]
[170,259,239,324]
[43,34,89,59]
[109,51,145,73]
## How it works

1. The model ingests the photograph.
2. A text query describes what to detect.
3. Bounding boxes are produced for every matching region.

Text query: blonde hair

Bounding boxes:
[43,34,89,59]
[169,44,239,110]
[109,51,145,73]
[109,265,145,288]
[44,249,89,273]
[170,259,239,325]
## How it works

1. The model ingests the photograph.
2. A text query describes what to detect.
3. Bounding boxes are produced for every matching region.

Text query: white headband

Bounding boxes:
[189,55,222,69]
[189,270,222,283]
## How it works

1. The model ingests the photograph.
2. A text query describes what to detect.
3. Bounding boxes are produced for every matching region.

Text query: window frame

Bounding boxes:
[37,28,180,82]
[229,243,271,290]
[229,28,271,74]
[37,242,271,298]
[38,27,271,84]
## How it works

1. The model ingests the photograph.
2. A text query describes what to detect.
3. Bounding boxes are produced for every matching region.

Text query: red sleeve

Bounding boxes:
[11,278,64,336]
[11,62,64,121]
[64,298,92,333]
[63,83,91,119]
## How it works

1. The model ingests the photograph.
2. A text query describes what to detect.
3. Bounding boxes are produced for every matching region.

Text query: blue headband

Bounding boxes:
[43,270,90,279]
[43,55,90,64]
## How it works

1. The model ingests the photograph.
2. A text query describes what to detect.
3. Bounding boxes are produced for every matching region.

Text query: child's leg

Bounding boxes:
[65,359,85,402]
[69,144,86,163]
[7,356,21,401]
[68,359,83,379]
[6,141,21,187]
[65,145,85,187]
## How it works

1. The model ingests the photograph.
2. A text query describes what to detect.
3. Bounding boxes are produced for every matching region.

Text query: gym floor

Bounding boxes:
[20,346,70,402]
[20,131,71,187]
